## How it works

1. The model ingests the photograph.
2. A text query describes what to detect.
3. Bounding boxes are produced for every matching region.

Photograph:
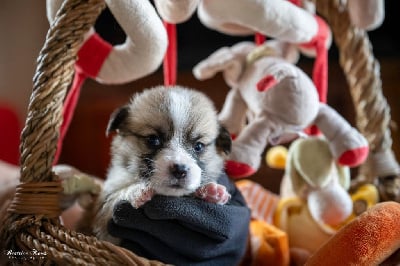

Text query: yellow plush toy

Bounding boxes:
[268,137,380,255]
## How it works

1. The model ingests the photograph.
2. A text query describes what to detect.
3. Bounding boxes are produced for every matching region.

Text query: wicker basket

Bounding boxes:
[0,0,398,265]
[0,0,165,265]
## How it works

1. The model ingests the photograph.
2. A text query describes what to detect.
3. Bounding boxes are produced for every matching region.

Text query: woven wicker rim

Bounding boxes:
[0,0,398,265]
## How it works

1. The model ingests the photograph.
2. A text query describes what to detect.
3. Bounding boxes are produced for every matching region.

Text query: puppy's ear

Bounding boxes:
[106,106,129,136]
[216,125,232,155]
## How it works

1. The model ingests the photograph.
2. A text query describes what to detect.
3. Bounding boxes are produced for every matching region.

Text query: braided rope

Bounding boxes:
[19,0,105,183]
[316,0,400,184]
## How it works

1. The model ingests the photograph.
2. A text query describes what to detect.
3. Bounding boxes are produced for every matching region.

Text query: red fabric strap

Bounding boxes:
[54,33,113,164]
[300,16,329,135]
[301,16,329,104]
[75,33,113,78]
[288,0,301,6]
[163,22,177,86]
[0,105,20,165]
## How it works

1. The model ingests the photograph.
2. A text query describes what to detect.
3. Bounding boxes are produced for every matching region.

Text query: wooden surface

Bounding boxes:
[59,59,399,194]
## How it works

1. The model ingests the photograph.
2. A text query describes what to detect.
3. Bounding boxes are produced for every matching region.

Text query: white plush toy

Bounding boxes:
[47,0,167,84]
[193,40,368,178]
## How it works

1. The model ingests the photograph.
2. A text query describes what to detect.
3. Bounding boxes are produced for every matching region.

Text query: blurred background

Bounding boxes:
[0,1,399,192]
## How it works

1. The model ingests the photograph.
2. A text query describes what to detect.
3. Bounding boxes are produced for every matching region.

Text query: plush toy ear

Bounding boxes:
[106,106,129,136]
[216,125,232,156]
[286,144,308,197]
[193,42,254,87]
[292,138,334,188]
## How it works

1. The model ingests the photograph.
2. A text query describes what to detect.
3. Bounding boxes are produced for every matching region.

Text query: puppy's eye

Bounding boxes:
[194,142,205,153]
[146,135,162,149]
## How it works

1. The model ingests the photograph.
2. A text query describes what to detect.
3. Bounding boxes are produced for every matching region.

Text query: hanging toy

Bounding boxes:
[46,0,168,163]
[194,40,368,178]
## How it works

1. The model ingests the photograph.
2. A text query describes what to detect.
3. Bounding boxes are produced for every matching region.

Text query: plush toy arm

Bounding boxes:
[193,47,236,80]
[314,103,368,167]
[218,88,247,136]
[153,0,200,23]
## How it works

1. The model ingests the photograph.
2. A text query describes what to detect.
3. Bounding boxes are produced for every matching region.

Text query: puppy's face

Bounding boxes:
[107,86,231,197]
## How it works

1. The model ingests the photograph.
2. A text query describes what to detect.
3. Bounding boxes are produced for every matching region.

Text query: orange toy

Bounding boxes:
[306,201,400,265]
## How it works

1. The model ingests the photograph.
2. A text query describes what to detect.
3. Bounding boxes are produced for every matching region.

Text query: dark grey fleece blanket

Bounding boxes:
[108,173,251,266]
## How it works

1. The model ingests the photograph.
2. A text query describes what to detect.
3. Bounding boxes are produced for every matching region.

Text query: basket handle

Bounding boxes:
[316,0,400,188]
[19,0,105,184]
[7,0,106,218]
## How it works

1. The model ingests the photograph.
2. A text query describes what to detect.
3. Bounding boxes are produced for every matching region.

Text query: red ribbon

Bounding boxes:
[54,33,112,164]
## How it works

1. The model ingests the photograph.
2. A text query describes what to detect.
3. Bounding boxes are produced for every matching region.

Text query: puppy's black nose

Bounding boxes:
[170,164,188,179]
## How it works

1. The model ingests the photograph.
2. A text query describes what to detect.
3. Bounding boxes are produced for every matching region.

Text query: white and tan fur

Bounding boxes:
[93,86,232,243]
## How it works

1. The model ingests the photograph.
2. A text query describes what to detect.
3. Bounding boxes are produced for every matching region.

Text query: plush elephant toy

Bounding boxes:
[193,40,369,178]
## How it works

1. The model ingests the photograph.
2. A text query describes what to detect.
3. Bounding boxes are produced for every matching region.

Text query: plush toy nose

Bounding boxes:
[170,164,189,179]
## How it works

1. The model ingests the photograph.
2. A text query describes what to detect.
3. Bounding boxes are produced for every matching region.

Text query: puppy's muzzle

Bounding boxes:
[170,164,189,179]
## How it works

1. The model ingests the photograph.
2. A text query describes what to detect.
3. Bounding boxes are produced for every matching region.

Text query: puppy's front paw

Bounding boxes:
[195,182,231,205]
[132,188,155,208]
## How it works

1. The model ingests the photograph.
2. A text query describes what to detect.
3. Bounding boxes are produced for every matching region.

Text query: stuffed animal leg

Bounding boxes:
[314,103,369,167]
[218,89,248,138]
[225,114,275,178]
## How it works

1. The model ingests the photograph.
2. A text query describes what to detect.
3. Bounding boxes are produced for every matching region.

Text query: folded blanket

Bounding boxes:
[108,172,251,266]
